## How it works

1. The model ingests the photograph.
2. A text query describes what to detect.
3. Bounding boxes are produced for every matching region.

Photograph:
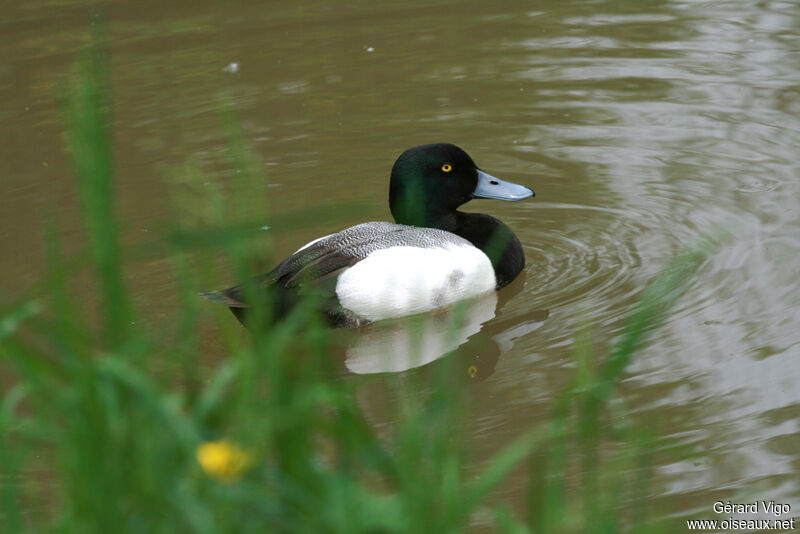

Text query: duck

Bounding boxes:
[202,143,534,328]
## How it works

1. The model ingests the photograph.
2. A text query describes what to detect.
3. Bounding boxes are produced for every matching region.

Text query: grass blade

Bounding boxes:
[62,25,131,348]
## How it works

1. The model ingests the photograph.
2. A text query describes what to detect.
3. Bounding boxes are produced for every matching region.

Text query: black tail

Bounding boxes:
[200,276,306,329]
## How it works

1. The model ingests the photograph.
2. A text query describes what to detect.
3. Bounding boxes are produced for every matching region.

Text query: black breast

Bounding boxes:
[452,212,525,288]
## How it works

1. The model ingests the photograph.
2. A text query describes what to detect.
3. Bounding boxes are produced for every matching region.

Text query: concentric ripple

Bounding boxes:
[502,202,655,333]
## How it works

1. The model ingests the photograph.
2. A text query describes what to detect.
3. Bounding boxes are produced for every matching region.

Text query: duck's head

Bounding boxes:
[389,143,534,227]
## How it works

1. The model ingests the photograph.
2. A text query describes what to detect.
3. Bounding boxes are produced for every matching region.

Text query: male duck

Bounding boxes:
[203,143,534,327]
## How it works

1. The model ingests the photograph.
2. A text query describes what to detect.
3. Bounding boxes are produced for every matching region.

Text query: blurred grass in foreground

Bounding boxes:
[0,35,717,533]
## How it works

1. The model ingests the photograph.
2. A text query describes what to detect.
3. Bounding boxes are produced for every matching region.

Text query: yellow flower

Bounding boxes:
[196,439,253,482]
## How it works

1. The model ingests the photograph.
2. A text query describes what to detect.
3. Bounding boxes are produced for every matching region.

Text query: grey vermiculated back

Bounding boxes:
[271,222,475,285]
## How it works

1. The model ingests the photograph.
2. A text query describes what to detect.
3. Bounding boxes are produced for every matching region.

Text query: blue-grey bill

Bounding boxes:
[472,169,534,201]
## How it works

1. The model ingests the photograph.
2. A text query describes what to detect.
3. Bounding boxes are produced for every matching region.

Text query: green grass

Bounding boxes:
[0,34,716,534]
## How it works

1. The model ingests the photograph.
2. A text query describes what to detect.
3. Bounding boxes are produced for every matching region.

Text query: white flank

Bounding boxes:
[335,244,496,322]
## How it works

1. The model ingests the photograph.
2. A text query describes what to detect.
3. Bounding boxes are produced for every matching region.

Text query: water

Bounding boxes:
[2,0,799,527]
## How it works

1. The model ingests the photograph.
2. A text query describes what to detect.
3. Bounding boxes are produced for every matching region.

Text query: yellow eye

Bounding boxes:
[441,164,452,172]
[467,365,477,378]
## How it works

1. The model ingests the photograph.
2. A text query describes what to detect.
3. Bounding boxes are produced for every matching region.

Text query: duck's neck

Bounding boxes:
[433,211,526,288]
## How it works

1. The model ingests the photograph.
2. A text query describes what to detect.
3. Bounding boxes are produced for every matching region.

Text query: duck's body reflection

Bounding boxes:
[336,275,548,381]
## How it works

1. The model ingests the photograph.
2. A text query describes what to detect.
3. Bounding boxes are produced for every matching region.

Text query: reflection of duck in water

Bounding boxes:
[341,274,548,381]
[202,144,534,327]
[343,291,500,374]
[452,308,549,382]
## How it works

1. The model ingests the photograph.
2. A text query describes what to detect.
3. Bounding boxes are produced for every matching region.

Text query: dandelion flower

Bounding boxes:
[196,439,253,482]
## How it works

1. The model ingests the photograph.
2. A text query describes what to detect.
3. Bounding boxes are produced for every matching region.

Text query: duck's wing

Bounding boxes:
[215,223,404,308]
[275,221,476,285]
[212,222,475,325]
